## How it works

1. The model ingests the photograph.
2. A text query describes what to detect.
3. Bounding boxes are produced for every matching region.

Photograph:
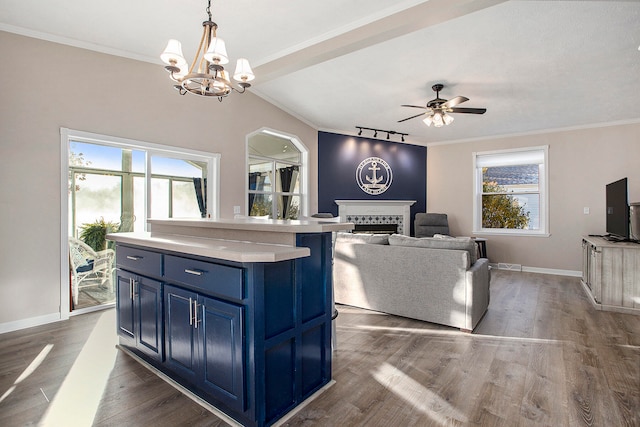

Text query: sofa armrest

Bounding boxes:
[464,258,490,331]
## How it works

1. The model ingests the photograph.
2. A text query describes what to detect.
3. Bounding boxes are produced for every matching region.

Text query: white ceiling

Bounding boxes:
[2,0,640,145]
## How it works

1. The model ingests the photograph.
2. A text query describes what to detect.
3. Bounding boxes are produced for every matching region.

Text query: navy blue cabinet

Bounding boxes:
[116,270,163,361]
[164,285,245,412]
[163,285,198,382]
[114,231,333,427]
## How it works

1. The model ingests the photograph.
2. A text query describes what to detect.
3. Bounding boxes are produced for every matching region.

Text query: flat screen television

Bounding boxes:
[605,177,629,241]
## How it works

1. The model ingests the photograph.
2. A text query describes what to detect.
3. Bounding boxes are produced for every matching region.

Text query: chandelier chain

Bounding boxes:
[206,0,212,21]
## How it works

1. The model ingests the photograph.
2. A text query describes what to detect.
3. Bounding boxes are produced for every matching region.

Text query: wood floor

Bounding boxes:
[0,270,638,426]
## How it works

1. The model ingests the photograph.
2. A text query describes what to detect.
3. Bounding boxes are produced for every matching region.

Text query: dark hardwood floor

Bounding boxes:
[0,270,638,426]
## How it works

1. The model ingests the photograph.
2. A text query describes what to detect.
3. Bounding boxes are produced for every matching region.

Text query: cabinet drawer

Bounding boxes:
[164,255,244,301]
[117,245,162,277]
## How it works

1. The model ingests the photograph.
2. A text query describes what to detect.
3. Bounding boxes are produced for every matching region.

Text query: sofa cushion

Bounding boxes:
[336,232,390,245]
[388,234,476,264]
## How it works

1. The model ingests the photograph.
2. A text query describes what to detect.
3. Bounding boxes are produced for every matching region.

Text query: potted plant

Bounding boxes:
[79,217,120,251]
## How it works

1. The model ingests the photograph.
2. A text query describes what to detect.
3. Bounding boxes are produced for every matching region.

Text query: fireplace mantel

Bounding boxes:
[335,200,416,235]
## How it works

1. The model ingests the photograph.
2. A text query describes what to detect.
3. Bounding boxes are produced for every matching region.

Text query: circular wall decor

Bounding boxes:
[356,157,393,195]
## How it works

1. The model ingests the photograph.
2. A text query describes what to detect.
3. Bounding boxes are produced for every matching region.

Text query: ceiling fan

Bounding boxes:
[398,84,486,127]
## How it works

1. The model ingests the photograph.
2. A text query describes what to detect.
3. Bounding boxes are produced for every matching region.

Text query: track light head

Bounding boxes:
[355,126,407,142]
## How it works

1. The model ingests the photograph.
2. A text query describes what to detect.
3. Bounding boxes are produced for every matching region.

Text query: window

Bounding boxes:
[247,129,308,219]
[61,128,220,315]
[68,140,216,237]
[473,146,549,236]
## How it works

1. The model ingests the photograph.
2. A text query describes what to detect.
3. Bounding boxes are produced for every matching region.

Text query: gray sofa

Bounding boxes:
[333,233,490,332]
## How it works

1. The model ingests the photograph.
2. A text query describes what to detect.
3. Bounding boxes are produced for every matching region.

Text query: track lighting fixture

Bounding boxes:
[355,127,408,142]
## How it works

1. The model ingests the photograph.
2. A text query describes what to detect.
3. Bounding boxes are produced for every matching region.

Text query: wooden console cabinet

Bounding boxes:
[581,236,640,314]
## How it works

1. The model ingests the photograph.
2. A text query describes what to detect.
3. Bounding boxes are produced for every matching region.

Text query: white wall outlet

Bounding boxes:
[233,205,241,214]
[583,207,590,214]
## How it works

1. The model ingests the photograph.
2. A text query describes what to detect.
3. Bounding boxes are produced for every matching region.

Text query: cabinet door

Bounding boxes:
[135,276,163,360]
[116,271,135,340]
[199,295,245,412]
[590,247,602,302]
[582,240,589,284]
[164,285,199,384]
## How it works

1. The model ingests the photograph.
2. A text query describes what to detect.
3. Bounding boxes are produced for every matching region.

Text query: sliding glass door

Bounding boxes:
[63,129,219,314]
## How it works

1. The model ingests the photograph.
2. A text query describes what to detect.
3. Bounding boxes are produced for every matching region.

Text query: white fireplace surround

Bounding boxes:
[335,200,416,236]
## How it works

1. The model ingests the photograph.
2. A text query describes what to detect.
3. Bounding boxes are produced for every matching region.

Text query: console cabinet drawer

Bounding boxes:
[117,246,162,277]
[164,255,244,301]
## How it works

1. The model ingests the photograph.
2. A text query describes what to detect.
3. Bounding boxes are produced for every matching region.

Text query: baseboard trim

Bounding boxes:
[490,263,581,277]
[0,312,63,334]
[521,266,582,277]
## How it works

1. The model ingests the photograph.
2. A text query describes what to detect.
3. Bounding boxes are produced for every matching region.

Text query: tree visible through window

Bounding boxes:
[474,147,548,235]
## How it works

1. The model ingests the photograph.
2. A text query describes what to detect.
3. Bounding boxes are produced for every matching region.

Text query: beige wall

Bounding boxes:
[0,32,318,329]
[2,30,638,330]
[427,122,640,273]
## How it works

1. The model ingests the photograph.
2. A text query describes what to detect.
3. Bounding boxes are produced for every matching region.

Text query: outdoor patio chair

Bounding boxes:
[68,237,115,306]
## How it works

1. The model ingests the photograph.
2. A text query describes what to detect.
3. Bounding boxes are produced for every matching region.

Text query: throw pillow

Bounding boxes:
[388,234,476,264]
[336,232,390,245]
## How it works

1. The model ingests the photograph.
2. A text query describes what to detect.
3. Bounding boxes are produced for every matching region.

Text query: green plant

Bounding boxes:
[249,198,272,217]
[79,217,120,251]
[481,181,530,229]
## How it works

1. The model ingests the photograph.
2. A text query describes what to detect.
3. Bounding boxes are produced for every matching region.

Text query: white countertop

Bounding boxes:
[107,232,311,263]
[108,218,353,262]
[147,217,353,233]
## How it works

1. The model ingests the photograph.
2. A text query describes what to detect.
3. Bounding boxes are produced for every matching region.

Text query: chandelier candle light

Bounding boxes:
[160,0,254,99]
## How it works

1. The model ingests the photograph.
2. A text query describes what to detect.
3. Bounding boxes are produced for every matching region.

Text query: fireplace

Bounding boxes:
[335,200,416,236]
[353,223,398,234]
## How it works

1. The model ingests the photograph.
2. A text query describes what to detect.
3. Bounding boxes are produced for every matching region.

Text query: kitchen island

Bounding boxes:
[107,217,353,427]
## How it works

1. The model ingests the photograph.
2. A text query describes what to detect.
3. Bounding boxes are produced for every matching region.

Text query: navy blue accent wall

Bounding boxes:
[317,131,426,235]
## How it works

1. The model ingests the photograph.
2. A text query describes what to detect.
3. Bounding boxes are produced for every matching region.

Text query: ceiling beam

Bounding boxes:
[253,0,508,83]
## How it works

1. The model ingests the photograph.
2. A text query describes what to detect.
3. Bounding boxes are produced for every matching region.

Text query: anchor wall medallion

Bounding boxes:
[356,157,393,195]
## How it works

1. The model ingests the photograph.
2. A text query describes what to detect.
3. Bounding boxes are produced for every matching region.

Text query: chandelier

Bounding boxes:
[160,0,255,100]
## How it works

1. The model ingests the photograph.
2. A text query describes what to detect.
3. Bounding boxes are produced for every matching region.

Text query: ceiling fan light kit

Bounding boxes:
[160,0,255,100]
[400,83,486,128]
[423,110,454,127]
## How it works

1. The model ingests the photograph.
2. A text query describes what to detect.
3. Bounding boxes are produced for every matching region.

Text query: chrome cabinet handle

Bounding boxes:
[189,297,193,326]
[193,300,201,329]
[184,269,204,276]
[126,255,143,261]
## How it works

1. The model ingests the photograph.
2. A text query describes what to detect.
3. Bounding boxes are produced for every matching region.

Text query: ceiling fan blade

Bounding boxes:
[398,112,427,123]
[450,107,487,114]
[442,96,469,109]
[401,104,428,109]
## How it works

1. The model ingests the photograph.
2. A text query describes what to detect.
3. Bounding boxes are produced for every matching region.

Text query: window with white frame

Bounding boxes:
[61,128,221,315]
[473,146,548,236]
[64,129,220,238]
